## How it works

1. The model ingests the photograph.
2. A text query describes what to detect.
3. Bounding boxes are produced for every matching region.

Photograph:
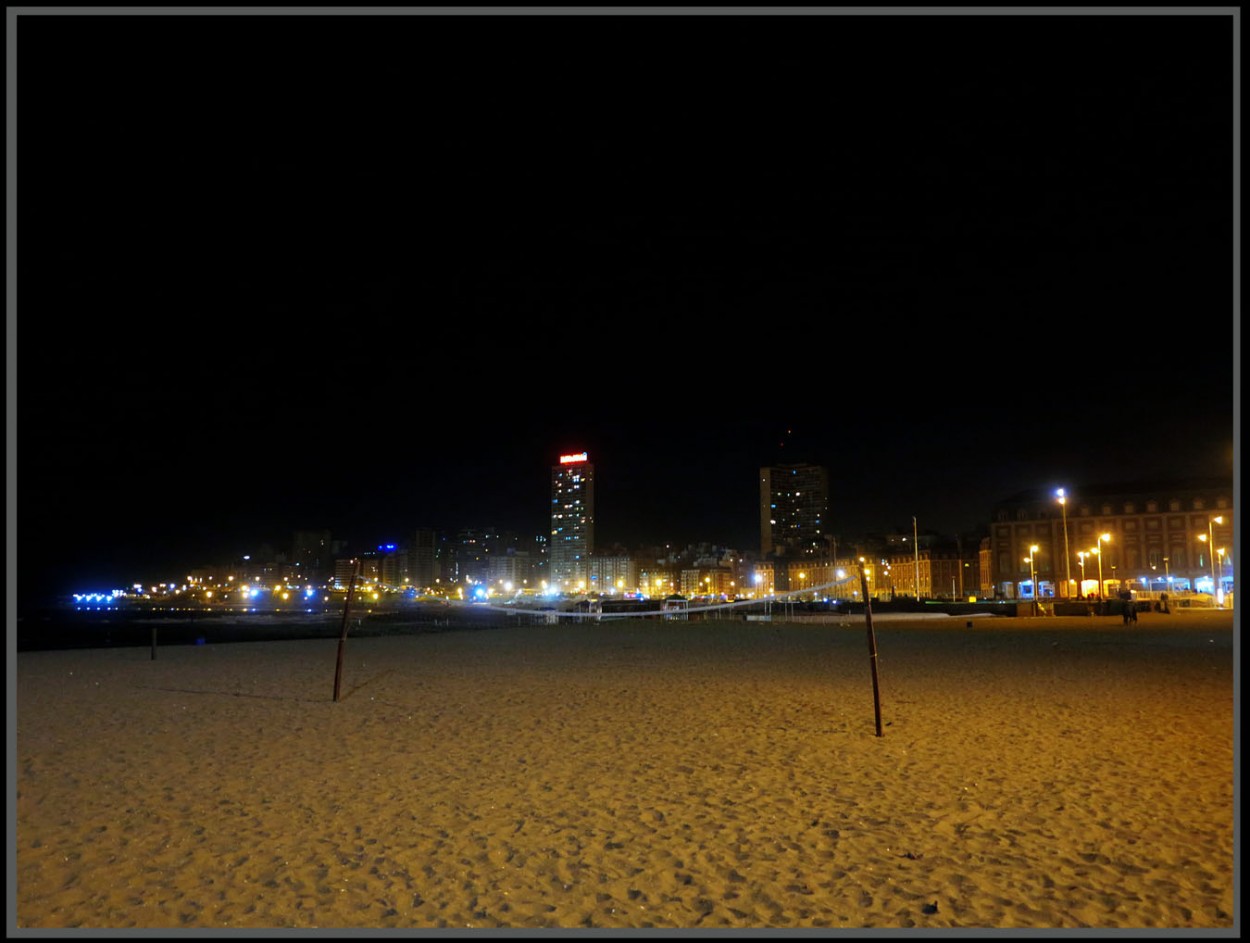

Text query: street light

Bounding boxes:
[1097,533,1111,600]
[1056,489,1072,599]
[1216,548,1225,604]
[1026,545,1039,615]
[1077,551,1088,596]
[1207,516,1223,600]
[1197,533,1213,596]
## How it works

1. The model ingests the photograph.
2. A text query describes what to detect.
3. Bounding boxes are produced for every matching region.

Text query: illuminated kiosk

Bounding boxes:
[661,594,689,621]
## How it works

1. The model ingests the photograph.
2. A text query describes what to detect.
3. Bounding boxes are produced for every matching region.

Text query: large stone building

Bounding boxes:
[987,478,1234,601]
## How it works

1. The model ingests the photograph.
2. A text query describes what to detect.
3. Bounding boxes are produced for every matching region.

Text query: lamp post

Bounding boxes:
[1207,516,1223,599]
[1077,551,1088,597]
[1097,533,1110,600]
[1056,489,1071,599]
[1216,548,1225,605]
[1026,545,1039,615]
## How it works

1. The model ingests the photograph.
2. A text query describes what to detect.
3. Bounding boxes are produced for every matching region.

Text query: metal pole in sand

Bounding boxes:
[333,560,361,703]
[151,625,157,660]
[859,560,884,737]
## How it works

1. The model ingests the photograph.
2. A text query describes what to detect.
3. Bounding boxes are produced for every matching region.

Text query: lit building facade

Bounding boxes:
[550,452,595,590]
[988,478,1234,602]
[333,557,360,590]
[588,554,635,595]
[487,549,537,590]
[639,568,677,599]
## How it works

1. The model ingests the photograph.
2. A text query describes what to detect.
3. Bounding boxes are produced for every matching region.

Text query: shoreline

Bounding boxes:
[16,605,1234,653]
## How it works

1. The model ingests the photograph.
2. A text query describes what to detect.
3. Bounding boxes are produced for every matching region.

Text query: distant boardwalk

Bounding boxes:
[15,611,1235,930]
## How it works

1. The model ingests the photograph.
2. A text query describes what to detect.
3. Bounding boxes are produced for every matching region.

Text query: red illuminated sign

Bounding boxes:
[559,452,588,464]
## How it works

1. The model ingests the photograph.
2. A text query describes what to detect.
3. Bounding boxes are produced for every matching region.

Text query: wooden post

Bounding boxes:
[859,563,884,737]
[333,560,361,703]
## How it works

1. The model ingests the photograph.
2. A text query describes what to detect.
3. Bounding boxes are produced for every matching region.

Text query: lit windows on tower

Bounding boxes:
[759,463,830,558]
[550,451,595,588]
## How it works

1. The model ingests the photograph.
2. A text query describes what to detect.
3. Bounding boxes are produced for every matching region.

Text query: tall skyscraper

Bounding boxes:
[550,451,595,590]
[760,463,830,559]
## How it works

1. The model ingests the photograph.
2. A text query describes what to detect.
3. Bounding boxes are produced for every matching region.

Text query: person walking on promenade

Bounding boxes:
[1119,589,1138,625]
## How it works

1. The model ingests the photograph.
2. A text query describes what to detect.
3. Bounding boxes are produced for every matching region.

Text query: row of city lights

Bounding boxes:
[73,491,1229,604]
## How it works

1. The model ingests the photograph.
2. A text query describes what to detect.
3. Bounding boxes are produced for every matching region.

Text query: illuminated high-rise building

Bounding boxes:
[760,463,830,559]
[550,451,595,590]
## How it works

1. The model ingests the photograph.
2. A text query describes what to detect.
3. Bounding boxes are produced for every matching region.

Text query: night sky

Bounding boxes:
[14,11,1237,602]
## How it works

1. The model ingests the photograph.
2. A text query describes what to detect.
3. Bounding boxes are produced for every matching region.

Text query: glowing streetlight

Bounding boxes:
[1216,548,1225,604]
[1096,533,1111,600]
[1056,489,1071,598]
[1026,545,1039,615]
[1077,551,1088,596]
[1206,516,1223,600]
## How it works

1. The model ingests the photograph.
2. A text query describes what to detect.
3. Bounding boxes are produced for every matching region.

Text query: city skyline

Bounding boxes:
[26,451,1236,603]
[13,11,1237,604]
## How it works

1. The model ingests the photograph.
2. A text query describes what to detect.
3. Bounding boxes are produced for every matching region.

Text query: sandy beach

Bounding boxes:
[13,610,1237,931]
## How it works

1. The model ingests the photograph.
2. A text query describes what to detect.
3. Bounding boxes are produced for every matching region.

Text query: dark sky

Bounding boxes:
[15,11,1237,600]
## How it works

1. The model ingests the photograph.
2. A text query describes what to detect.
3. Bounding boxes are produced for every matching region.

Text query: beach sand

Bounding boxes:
[13,610,1237,930]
